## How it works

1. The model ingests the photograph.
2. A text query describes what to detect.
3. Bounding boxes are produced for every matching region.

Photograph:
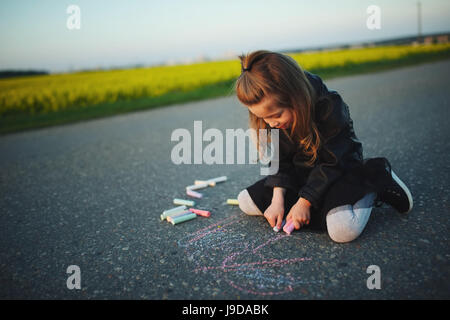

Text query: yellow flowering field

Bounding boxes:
[1,43,449,117]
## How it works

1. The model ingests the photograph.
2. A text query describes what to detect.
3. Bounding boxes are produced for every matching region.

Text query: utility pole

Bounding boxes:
[417,1,422,43]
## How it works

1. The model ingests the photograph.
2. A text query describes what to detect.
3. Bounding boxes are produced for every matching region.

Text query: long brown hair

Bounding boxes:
[234,50,330,167]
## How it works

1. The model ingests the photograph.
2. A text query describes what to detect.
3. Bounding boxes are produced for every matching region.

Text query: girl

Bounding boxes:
[234,50,413,243]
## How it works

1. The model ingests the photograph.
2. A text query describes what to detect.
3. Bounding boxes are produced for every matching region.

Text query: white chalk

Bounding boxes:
[273,220,286,232]
[166,210,192,222]
[161,209,190,221]
[161,205,187,220]
[186,182,209,191]
[209,176,227,184]
[194,176,227,187]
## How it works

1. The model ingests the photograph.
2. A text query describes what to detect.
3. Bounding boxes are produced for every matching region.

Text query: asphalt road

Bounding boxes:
[0,60,449,299]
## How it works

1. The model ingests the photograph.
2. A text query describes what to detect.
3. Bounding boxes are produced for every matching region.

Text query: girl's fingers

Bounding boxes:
[267,216,275,228]
[294,218,308,230]
[285,213,292,224]
[263,211,273,227]
[275,215,283,229]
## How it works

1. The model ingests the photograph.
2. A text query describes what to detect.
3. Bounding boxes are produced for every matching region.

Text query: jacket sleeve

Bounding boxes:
[263,130,298,190]
[297,84,363,209]
[264,159,297,190]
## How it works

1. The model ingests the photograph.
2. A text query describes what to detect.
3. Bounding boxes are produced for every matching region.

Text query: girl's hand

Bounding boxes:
[264,187,286,229]
[264,200,284,229]
[286,198,311,230]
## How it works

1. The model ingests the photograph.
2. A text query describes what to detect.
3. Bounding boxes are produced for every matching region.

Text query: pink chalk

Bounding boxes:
[186,189,203,199]
[283,220,295,235]
[189,208,211,217]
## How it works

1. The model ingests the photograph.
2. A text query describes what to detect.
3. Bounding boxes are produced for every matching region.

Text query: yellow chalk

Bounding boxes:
[227,199,239,205]
[195,180,216,187]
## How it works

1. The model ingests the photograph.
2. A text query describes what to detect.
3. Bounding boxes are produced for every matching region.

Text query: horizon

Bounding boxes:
[1,0,449,73]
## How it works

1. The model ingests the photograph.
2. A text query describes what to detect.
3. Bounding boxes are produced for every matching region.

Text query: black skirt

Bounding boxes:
[246,157,392,231]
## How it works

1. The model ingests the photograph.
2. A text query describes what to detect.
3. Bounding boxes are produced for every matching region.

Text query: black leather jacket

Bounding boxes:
[264,71,364,210]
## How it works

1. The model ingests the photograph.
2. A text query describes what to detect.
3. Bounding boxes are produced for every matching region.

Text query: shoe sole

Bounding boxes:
[391,170,413,213]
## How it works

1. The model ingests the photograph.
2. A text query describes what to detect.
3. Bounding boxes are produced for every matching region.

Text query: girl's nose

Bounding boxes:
[267,120,279,128]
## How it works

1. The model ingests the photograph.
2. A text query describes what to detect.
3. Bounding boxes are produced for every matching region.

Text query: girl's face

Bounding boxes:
[248,95,294,129]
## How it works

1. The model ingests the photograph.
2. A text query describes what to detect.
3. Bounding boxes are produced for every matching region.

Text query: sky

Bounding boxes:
[0,0,449,73]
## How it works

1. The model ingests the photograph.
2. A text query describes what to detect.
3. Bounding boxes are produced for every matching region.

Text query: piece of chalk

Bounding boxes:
[189,208,211,217]
[195,176,227,186]
[186,182,209,191]
[209,176,227,183]
[186,189,203,199]
[195,180,216,187]
[161,205,187,220]
[283,220,295,235]
[162,209,190,221]
[170,212,197,225]
[167,210,193,223]
[227,199,239,205]
[273,220,286,232]
[173,198,195,207]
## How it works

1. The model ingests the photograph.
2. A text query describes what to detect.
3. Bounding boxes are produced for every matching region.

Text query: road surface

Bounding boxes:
[0,60,449,299]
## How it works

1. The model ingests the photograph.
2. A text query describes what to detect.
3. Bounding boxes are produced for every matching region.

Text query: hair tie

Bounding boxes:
[242,52,271,73]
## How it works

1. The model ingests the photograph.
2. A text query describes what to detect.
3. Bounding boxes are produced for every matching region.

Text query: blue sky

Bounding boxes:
[0,0,449,73]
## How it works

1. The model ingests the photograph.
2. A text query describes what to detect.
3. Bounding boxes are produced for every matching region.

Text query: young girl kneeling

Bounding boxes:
[234,50,413,243]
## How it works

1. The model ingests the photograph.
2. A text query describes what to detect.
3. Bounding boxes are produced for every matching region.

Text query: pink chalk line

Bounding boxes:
[194,257,312,273]
[220,233,287,268]
[222,235,271,265]
[179,214,314,296]
[185,215,241,244]
[251,233,288,253]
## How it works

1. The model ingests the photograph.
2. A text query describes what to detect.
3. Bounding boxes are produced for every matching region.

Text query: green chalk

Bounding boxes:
[163,210,190,221]
[166,210,191,221]
[173,198,195,207]
[161,205,187,220]
[227,199,239,205]
[170,212,197,225]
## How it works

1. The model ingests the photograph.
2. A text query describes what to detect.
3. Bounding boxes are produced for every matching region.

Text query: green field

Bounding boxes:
[1,43,450,135]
